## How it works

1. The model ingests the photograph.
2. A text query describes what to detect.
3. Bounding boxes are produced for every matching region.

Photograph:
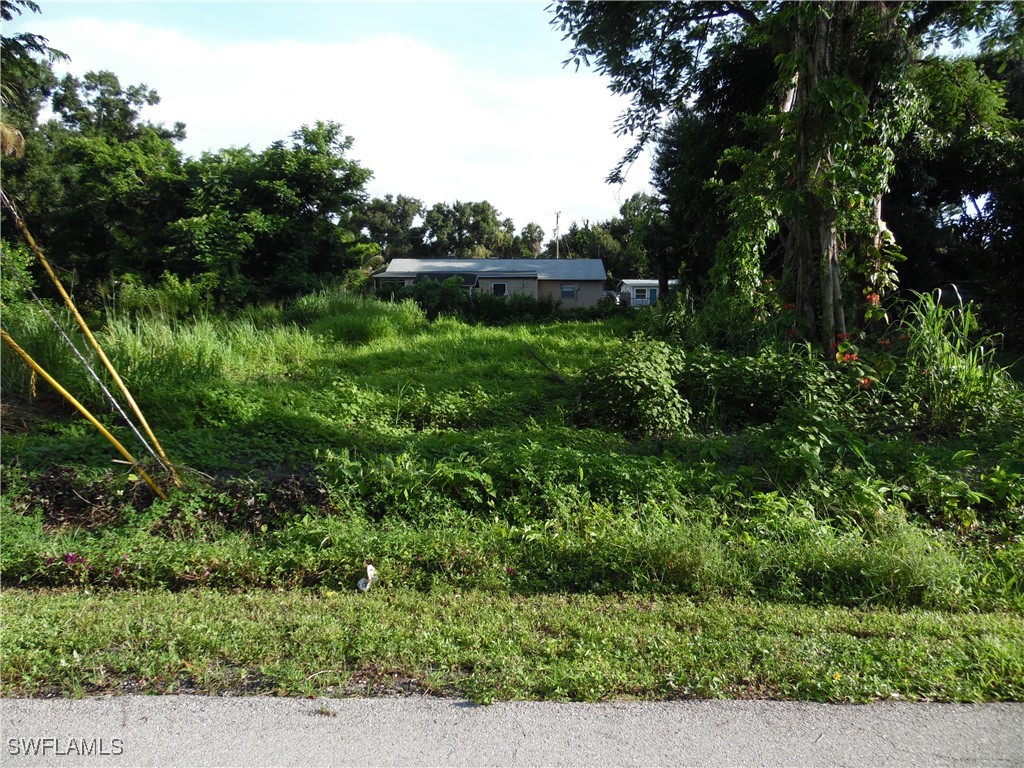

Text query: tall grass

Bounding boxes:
[3,290,1022,613]
[285,289,427,344]
[902,289,1019,434]
[1,303,94,402]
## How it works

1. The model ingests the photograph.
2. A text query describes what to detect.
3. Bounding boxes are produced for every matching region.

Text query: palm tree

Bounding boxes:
[1,0,66,158]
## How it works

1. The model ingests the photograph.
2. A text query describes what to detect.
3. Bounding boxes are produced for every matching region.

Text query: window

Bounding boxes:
[492,283,507,297]
[560,285,578,300]
[635,288,648,300]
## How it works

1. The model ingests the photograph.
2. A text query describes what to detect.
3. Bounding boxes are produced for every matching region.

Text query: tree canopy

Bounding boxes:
[553,1,1024,346]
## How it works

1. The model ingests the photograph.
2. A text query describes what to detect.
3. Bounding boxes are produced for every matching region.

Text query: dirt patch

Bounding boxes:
[20,467,154,530]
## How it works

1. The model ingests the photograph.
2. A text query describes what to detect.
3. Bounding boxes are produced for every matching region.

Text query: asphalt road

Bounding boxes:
[2,696,1021,767]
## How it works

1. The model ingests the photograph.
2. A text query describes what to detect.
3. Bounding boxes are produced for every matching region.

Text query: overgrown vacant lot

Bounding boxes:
[2,291,1022,701]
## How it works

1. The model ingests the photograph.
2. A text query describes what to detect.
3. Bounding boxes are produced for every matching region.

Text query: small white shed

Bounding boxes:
[617,279,680,307]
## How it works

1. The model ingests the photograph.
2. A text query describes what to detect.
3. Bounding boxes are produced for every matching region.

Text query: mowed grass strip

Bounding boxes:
[2,588,1021,703]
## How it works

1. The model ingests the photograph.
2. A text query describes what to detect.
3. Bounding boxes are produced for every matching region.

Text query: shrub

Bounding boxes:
[404,277,470,320]
[581,336,691,439]
[468,291,561,325]
[674,344,845,430]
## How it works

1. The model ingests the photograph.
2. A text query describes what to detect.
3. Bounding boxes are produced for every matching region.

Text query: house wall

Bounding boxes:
[629,287,656,307]
[477,277,538,298]
[374,277,414,295]
[538,280,604,308]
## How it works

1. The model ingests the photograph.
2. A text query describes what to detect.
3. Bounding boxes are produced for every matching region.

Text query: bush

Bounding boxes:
[581,336,691,439]
[404,277,470,320]
[468,291,561,325]
[0,238,37,308]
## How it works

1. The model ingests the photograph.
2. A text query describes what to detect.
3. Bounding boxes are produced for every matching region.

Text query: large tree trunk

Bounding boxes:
[780,1,853,345]
[781,1,912,346]
[657,253,670,296]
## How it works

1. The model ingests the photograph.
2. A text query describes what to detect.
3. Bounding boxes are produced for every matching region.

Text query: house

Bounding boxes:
[617,279,680,307]
[374,258,609,308]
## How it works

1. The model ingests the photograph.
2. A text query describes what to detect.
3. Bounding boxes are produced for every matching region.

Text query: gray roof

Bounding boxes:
[381,258,607,282]
[619,279,681,288]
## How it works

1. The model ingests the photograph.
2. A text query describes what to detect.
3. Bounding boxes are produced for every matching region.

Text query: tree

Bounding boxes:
[351,194,424,260]
[51,71,185,143]
[612,192,674,290]
[168,121,373,303]
[0,0,65,157]
[885,56,1022,292]
[882,53,1024,347]
[519,222,545,256]
[44,127,187,284]
[652,36,780,297]
[421,200,509,258]
[546,220,619,265]
[4,64,188,289]
[553,1,1023,346]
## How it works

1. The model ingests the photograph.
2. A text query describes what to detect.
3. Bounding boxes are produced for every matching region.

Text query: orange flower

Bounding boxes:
[859,377,872,389]
[866,292,880,306]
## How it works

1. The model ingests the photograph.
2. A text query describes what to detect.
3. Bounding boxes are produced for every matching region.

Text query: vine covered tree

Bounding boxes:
[552,1,1023,345]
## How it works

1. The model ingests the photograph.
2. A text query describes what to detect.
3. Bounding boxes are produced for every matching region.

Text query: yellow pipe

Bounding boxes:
[3,203,182,487]
[1,328,168,500]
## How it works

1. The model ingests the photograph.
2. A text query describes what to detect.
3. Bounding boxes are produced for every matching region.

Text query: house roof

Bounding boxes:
[380,258,607,282]
[618,279,681,289]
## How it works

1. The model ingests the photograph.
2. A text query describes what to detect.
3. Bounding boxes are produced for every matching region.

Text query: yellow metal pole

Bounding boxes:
[2,196,182,486]
[1,328,168,500]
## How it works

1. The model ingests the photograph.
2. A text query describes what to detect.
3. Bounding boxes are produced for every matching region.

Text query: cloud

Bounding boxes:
[37,17,652,231]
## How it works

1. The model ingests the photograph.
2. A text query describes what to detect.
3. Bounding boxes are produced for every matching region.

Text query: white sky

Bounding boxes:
[9,1,654,236]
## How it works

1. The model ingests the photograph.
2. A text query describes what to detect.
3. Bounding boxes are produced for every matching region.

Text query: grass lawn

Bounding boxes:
[3,589,1022,703]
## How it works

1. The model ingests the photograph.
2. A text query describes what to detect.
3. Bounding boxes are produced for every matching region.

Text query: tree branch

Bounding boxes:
[726,2,762,27]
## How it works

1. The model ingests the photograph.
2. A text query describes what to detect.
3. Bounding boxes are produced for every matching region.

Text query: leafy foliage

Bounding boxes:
[555,1,1024,348]
[581,336,690,439]
[167,121,372,305]
[898,290,1020,433]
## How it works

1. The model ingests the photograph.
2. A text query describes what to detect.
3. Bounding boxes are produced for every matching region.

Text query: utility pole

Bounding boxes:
[552,211,561,259]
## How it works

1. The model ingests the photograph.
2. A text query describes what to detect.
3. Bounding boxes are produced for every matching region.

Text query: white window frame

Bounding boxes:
[635,288,648,301]
[560,284,578,300]
[492,282,508,297]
